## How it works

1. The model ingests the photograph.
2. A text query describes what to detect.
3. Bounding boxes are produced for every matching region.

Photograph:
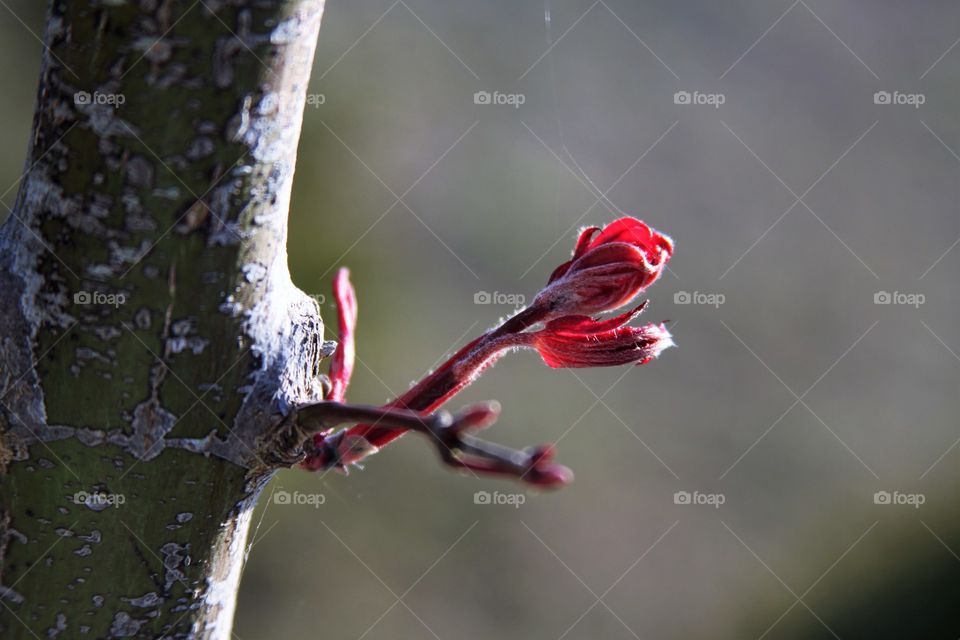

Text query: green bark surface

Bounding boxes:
[0,1,327,637]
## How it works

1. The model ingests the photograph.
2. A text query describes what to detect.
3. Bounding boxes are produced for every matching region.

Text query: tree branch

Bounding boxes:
[0,2,329,638]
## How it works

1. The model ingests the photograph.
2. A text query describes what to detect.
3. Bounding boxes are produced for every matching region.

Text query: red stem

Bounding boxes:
[344,304,549,449]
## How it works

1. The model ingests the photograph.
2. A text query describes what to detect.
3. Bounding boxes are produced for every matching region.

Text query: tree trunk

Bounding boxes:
[0,1,328,637]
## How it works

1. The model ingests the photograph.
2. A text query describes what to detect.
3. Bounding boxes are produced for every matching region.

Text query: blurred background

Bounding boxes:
[4,1,960,638]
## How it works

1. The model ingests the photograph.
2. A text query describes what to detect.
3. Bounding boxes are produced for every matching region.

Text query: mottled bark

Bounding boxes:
[0,1,328,637]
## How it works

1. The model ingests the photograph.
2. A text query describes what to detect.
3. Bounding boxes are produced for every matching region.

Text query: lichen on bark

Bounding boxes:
[0,1,329,637]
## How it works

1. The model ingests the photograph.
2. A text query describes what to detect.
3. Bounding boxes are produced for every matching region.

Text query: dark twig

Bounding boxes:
[294,400,572,487]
